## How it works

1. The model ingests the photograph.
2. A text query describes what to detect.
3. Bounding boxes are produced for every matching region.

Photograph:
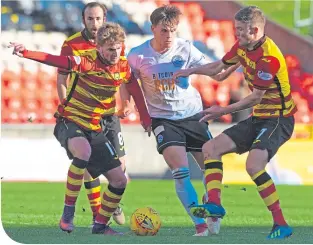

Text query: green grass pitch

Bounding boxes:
[1,180,313,243]
[242,0,312,36]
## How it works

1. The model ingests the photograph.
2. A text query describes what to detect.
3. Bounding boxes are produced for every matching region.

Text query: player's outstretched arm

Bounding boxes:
[211,62,241,81]
[200,88,266,122]
[125,74,152,136]
[173,60,230,79]
[8,42,71,70]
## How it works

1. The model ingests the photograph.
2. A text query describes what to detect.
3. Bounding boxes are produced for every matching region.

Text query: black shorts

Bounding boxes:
[151,113,213,154]
[101,115,126,158]
[53,118,121,178]
[223,116,295,161]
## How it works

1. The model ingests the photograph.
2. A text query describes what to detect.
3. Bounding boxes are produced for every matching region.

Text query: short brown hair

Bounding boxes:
[82,2,107,19]
[150,5,182,27]
[234,6,265,27]
[96,22,126,46]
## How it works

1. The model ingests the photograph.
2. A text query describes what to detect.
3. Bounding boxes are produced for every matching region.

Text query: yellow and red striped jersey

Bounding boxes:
[61,50,131,131]
[58,29,125,75]
[222,35,297,118]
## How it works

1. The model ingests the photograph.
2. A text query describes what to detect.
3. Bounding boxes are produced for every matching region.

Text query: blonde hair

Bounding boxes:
[96,22,126,46]
[150,5,181,27]
[235,6,265,28]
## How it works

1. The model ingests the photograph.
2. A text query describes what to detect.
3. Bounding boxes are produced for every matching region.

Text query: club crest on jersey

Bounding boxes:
[257,71,273,80]
[113,72,120,80]
[171,55,185,67]
[157,134,164,143]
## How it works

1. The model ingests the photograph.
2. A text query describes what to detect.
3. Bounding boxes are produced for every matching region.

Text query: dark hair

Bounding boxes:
[150,5,181,27]
[82,2,107,19]
[234,6,265,27]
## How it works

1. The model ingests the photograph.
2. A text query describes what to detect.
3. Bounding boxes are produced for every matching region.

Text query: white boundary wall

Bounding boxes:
[1,124,228,181]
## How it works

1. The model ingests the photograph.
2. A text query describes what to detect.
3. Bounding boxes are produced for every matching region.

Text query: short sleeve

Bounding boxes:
[127,49,140,79]
[222,41,240,65]
[188,43,209,68]
[253,56,280,90]
[67,56,88,72]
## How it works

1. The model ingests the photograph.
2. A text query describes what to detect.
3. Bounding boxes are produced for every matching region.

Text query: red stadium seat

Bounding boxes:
[288,69,302,92]
[24,98,40,111]
[1,69,19,88]
[203,20,221,36]
[219,20,234,35]
[2,79,22,100]
[216,84,230,107]
[22,109,42,123]
[199,82,216,107]
[185,3,204,18]
[300,73,313,90]
[21,80,39,100]
[40,99,57,112]
[7,97,23,111]
[2,108,21,124]
[41,111,56,124]
[285,55,301,70]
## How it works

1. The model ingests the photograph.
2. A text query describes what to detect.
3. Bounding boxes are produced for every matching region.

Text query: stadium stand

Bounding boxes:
[1,0,312,124]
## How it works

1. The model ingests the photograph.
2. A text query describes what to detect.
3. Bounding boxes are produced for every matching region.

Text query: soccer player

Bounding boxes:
[56,2,128,225]
[173,6,296,239]
[127,5,237,236]
[9,22,151,235]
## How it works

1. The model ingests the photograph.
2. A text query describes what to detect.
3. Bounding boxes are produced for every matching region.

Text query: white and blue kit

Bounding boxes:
[128,38,213,153]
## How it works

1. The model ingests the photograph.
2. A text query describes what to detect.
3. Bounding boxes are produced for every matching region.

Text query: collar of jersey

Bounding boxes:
[81,29,96,46]
[97,51,114,67]
[148,38,176,58]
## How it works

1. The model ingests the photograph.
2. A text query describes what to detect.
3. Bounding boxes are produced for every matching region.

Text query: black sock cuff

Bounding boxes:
[172,168,190,179]
[253,171,271,186]
[108,184,125,196]
[204,161,223,171]
[84,178,100,189]
[73,157,88,169]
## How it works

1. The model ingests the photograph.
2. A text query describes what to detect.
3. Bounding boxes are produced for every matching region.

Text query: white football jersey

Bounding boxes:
[127,38,209,120]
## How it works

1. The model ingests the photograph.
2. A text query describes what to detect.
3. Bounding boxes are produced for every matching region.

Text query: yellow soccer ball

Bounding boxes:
[130,207,161,236]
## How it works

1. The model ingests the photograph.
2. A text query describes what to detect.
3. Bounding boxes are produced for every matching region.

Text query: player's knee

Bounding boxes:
[110,174,127,189]
[74,149,91,161]
[202,140,220,158]
[246,149,268,176]
[246,164,256,177]
[246,162,264,177]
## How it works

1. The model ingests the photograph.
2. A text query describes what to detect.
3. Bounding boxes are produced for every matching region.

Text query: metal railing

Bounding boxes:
[294,0,313,36]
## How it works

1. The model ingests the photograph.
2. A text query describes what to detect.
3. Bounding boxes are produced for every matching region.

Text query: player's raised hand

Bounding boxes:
[199,105,226,122]
[8,42,26,57]
[172,68,193,80]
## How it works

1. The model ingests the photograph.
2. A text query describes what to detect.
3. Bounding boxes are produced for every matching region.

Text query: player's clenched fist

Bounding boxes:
[8,42,26,57]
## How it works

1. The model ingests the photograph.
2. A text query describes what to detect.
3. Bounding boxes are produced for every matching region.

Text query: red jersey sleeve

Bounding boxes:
[58,41,73,75]
[253,56,280,90]
[21,49,86,72]
[222,41,240,65]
